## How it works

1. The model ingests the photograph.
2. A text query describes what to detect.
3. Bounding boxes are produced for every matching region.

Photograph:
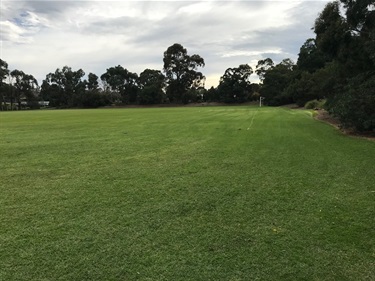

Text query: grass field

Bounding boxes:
[0,106,374,280]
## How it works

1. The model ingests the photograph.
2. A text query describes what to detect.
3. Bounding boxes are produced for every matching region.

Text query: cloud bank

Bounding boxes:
[1,0,329,87]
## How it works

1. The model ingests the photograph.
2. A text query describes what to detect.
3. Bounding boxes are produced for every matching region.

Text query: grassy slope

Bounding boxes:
[0,107,374,280]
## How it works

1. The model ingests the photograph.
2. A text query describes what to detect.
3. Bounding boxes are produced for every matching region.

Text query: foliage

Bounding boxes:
[297,38,328,73]
[259,58,296,105]
[0,59,9,85]
[305,99,326,109]
[80,90,110,108]
[2,9,375,126]
[138,69,166,104]
[314,1,349,60]
[255,58,274,82]
[41,66,86,107]
[282,0,375,132]
[284,63,340,107]
[100,65,139,104]
[330,73,375,131]
[86,73,99,91]
[217,64,254,103]
[163,43,205,103]
[203,86,219,102]
[311,0,375,131]
[0,60,10,110]
[10,69,39,109]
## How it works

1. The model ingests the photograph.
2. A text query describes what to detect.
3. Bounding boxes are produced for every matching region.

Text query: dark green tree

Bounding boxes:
[10,70,39,109]
[87,73,99,91]
[138,69,166,104]
[163,43,205,103]
[284,70,327,107]
[0,59,10,110]
[314,1,349,61]
[80,73,110,108]
[255,58,274,82]
[339,0,375,73]
[341,0,375,34]
[309,0,375,130]
[40,66,85,107]
[203,86,219,102]
[331,73,375,131]
[101,65,139,104]
[297,38,328,73]
[0,59,9,85]
[259,59,296,105]
[217,64,253,103]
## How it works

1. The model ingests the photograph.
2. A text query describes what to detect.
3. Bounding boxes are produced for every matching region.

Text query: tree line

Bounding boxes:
[1,0,374,131]
[0,43,260,109]
[258,0,375,131]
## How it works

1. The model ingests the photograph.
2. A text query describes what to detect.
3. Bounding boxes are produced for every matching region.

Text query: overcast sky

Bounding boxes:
[1,0,330,87]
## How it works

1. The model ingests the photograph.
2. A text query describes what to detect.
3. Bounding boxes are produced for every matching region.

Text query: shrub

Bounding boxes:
[305,99,326,109]
[329,74,375,131]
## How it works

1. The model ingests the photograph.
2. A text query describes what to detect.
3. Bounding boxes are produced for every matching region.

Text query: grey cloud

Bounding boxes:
[17,0,87,16]
[227,1,328,62]
[83,16,147,35]
[2,0,331,87]
[1,0,86,43]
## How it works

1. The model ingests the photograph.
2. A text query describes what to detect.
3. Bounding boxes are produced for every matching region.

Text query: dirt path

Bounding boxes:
[314,109,375,142]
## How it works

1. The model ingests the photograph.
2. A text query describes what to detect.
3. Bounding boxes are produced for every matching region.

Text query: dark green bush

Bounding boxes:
[305,99,326,109]
[329,74,375,131]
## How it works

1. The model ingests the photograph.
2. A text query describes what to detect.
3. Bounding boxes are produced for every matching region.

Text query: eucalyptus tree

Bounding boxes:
[314,1,348,61]
[0,59,9,84]
[138,69,166,104]
[86,73,99,91]
[10,70,38,109]
[101,65,139,104]
[297,39,328,73]
[311,0,375,130]
[0,59,10,110]
[259,59,296,105]
[163,43,205,103]
[217,64,254,103]
[41,66,85,107]
[255,58,274,82]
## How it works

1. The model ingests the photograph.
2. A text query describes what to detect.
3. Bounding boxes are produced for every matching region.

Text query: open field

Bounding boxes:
[1,106,374,280]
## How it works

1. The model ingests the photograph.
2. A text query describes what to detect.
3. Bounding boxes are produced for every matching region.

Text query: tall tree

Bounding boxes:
[79,72,110,108]
[311,0,375,131]
[163,43,205,103]
[341,0,375,34]
[339,0,375,72]
[255,58,274,82]
[101,65,139,104]
[41,66,85,107]
[0,59,9,85]
[138,69,165,104]
[217,64,253,103]
[259,59,296,105]
[297,38,328,73]
[314,1,348,61]
[86,73,99,91]
[10,70,39,109]
[0,59,10,110]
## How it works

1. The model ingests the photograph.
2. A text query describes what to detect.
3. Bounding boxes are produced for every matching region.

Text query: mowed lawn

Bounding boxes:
[0,106,374,280]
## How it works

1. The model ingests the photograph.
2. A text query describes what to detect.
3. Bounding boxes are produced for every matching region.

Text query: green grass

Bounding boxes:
[0,106,374,280]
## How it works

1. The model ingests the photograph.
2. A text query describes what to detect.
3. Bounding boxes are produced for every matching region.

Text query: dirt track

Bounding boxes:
[314,109,375,142]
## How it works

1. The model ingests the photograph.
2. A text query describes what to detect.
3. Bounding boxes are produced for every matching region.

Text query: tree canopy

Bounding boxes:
[163,43,205,103]
[217,64,254,103]
[254,0,375,131]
